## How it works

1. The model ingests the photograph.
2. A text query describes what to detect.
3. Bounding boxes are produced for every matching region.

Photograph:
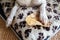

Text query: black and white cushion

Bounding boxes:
[0,0,60,40]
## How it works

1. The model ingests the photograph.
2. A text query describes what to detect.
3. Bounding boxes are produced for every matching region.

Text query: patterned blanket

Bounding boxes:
[0,0,60,40]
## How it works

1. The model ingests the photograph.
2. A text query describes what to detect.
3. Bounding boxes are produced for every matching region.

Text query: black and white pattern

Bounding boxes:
[0,0,60,40]
[10,0,60,40]
[0,0,15,17]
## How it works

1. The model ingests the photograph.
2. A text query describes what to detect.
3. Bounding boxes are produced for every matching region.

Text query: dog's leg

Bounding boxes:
[6,3,19,27]
[40,0,49,25]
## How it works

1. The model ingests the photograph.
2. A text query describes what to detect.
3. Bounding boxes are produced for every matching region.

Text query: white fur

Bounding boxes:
[40,0,49,25]
[16,0,32,6]
[6,0,48,27]
[6,3,19,27]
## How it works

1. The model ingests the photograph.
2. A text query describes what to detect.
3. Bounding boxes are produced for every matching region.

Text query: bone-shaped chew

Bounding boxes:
[26,12,51,27]
[26,13,42,25]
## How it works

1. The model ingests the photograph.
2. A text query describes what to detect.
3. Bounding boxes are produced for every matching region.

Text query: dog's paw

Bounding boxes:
[6,18,12,27]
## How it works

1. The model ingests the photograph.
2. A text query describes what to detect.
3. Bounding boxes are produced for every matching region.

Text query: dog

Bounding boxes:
[6,0,48,27]
[6,0,60,40]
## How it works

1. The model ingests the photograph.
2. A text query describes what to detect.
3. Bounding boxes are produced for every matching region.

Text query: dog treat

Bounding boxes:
[26,12,51,27]
[26,12,42,26]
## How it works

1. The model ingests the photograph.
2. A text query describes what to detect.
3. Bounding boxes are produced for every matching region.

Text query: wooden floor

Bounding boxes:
[0,17,60,40]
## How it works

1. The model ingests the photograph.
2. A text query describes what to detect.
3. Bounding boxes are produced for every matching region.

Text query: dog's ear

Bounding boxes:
[0,3,7,20]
